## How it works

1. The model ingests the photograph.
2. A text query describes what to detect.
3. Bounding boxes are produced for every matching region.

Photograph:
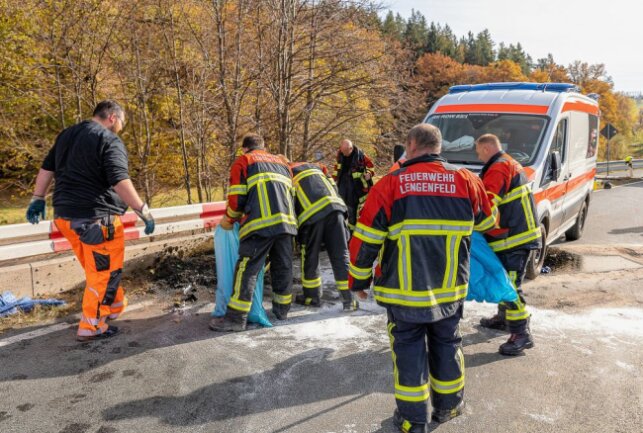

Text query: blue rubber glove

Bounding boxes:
[26,197,46,224]
[134,203,155,235]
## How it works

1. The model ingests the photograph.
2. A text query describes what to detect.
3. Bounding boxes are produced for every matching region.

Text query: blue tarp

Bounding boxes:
[212,223,272,327]
[467,232,518,304]
[0,291,66,317]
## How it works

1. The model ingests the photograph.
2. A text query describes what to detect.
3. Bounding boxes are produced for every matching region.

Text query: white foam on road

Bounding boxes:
[273,316,369,341]
[463,302,643,337]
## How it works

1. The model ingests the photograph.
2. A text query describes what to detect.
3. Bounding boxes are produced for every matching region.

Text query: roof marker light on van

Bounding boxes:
[448,82,580,94]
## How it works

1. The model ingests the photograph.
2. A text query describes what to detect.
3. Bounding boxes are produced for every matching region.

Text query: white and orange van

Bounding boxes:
[423,82,599,278]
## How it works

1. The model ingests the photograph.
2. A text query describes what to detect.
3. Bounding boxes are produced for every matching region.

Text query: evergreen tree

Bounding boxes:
[381,11,405,41]
[475,29,495,66]
[403,9,428,57]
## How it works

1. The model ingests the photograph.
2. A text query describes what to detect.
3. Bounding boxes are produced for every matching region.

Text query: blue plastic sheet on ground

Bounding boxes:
[212,223,272,327]
[0,291,66,317]
[467,232,519,304]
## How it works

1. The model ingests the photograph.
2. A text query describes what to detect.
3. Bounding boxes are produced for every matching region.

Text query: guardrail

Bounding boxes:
[596,159,643,174]
[0,202,226,263]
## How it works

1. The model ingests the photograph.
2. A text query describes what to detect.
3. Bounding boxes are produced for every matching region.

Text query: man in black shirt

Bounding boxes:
[26,100,155,342]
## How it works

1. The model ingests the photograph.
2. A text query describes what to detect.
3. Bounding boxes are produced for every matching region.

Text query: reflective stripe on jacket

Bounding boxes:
[348,154,497,321]
[226,149,297,239]
[290,162,347,226]
[480,151,541,252]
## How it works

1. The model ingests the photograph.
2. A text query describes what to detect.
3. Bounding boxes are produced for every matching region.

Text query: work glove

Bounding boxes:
[134,203,155,235]
[219,217,234,231]
[26,197,46,224]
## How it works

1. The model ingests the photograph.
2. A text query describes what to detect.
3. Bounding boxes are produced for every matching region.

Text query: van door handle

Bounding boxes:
[563,173,571,181]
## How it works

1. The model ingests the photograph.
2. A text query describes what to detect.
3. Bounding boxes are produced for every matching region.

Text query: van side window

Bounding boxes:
[587,115,598,158]
[551,119,567,162]
[544,119,567,182]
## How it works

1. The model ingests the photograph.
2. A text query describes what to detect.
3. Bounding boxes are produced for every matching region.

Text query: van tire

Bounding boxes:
[565,200,588,241]
[525,222,548,280]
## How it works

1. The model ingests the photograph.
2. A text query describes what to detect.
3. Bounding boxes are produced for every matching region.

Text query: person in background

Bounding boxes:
[332,139,375,232]
[349,124,497,431]
[625,155,634,177]
[475,133,539,356]
[26,100,155,342]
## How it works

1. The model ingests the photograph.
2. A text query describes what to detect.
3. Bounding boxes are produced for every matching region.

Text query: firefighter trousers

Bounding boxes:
[55,216,127,338]
[227,233,294,316]
[386,306,464,424]
[497,249,530,333]
[299,211,351,302]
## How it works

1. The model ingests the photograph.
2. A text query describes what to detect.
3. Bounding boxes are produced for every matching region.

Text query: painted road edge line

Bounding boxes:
[0,300,155,348]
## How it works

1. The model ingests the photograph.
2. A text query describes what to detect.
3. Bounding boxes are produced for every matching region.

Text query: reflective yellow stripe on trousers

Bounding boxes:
[387,322,430,402]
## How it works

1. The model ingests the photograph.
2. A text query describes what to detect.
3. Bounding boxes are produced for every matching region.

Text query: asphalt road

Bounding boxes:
[571,179,643,245]
[1,284,642,432]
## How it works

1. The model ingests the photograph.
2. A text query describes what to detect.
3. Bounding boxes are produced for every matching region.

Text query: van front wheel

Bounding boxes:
[565,200,588,241]
[525,222,548,280]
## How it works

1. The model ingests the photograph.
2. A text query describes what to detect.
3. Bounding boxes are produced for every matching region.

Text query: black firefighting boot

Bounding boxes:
[209,310,247,332]
[340,290,359,312]
[479,303,508,331]
[294,293,321,307]
[431,401,465,424]
[272,302,290,320]
[393,409,427,433]
[499,322,534,356]
[342,299,360,311]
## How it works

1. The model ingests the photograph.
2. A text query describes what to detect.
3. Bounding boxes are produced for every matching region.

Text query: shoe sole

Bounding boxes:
[431,402,465,424]
[76,333,119,342]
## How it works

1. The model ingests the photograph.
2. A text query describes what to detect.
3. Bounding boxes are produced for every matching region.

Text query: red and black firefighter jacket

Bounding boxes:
[480,151,541,253]
[225,149,297,239]
[333,146,375,205]
[348,154,498,322]
[290,162,347,227]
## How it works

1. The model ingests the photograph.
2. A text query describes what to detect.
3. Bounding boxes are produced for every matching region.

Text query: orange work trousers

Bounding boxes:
[55,216,127,337]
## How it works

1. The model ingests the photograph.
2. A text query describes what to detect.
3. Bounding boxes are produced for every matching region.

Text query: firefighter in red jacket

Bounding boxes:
[333,139,375,231]
[290,161,358,311]
[475,133,540,356]
[349,124,497,431]
[209,134,297,332]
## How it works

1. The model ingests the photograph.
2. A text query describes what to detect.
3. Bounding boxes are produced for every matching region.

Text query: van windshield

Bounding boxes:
[426,113,548,166]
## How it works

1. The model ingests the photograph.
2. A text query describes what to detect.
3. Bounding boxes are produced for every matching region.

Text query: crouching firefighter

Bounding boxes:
[475,133,540,356]
[210,134,298,332]
[25,100,155,342]
[349,124,497,432]
[289,161,358,311]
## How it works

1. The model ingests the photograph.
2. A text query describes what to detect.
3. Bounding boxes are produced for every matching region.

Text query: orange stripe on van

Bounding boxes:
[534,168,596,203]
[523,167,535,181]
[562,101,600,116]
[435,104,549,115]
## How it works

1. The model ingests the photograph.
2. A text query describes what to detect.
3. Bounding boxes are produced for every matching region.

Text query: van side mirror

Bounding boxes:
[550,151,561,181]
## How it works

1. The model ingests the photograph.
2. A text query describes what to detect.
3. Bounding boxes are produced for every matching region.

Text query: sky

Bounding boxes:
[383,0,643,92]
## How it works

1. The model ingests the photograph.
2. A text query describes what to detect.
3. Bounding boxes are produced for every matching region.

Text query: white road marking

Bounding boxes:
[0,300,154,348]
